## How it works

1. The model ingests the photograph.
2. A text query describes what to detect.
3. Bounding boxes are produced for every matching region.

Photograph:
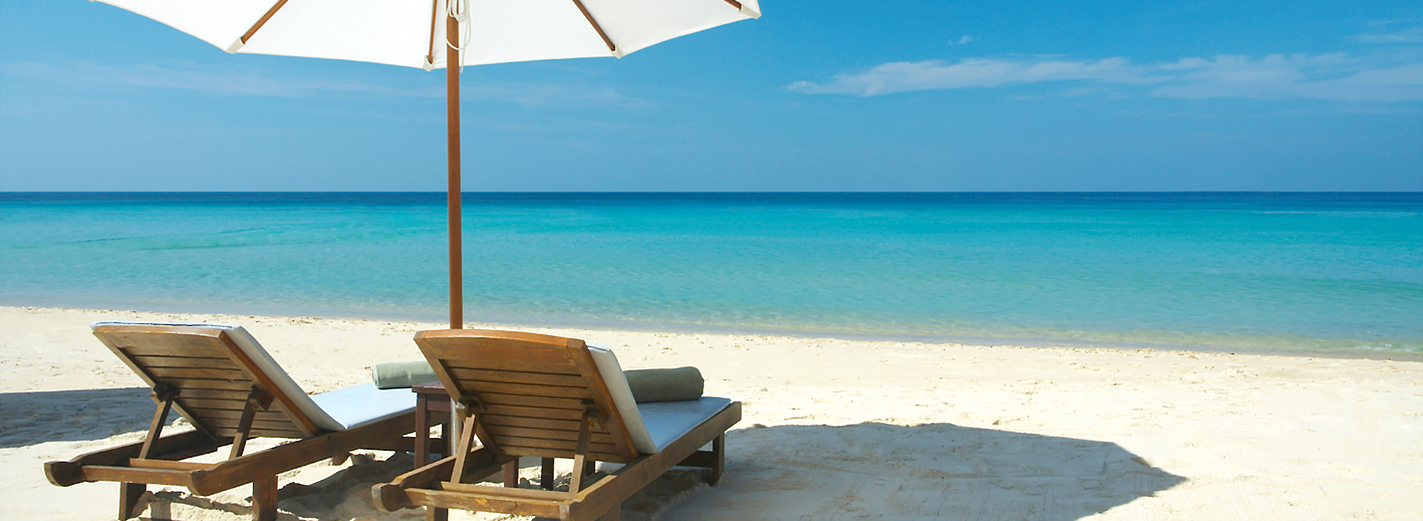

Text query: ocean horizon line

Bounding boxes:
[4,191,1420,206]
[4,190,1421,194]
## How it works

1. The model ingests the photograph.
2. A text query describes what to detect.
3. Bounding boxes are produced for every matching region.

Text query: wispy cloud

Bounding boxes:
[1353,22,1423,44]
[949,35,976,45]
[0,60,648,108]
[789,52,1423,102]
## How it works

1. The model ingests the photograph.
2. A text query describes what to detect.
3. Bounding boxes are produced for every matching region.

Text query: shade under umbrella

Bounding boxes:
[94,0,760,327]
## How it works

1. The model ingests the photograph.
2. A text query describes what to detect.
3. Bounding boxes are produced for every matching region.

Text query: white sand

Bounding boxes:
[1,305,1420,520]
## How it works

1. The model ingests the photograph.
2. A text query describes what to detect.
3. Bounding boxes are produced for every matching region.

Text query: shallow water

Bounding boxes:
[2,192,1419,356]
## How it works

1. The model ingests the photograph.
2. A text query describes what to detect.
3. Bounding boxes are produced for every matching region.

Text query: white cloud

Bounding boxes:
[1354,20,1423,44]
[949,35,976,45]
[789,57,1159,96]
[789,53,1423,102]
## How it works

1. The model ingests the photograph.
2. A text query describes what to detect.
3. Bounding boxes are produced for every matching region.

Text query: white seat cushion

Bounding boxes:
[638,397,732,452]
[309,383,417,430]
[586,343,730,455]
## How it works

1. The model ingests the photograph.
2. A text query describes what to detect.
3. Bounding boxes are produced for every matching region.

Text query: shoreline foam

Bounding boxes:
[7,300,1417,362]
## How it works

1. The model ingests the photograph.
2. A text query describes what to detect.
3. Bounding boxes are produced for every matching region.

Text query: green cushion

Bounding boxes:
[624,367,704,403]
[371,360,438,389]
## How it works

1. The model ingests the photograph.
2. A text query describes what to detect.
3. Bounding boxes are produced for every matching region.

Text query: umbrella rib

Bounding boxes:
[722,0,744,9]
[240,0,291,45]
[570,0,617,54]
[427,0,440,66]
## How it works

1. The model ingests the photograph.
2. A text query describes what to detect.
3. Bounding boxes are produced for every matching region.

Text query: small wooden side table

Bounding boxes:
[411,382,453,467]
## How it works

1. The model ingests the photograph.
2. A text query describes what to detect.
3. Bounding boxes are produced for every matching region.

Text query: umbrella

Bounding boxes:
[93,0,760,328]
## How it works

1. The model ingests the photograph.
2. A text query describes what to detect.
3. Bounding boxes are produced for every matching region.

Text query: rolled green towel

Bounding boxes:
[624,367,704,403]
[372,360,439,389]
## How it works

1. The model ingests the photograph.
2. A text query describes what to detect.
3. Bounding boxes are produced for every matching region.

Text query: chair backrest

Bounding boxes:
[414,329,642,463]
[92,322,324,439]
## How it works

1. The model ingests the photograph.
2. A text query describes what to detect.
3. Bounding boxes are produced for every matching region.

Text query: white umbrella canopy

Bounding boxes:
[96,0,760,69]
[93,0,759,329]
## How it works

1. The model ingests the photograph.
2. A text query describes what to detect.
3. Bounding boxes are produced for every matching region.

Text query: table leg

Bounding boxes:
[414,394,430,467]
[502,461,519,488]
[541,458,555,490]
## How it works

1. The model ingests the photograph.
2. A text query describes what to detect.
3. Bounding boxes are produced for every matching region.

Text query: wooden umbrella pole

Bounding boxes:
[446,11,463,329]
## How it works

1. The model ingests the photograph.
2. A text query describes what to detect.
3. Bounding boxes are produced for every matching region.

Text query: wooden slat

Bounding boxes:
[184,406,249,417]
[483,424,615,445]
[129,459,209,471]
[475,393,585,410]
[110,335,225,358]
[457,380,592,400]
[437,481,570,500]
[131,354,238,369]
[501,445,624,463]
[478,415,581,432]
[495,436,618,453]
[175,397,248,410]
[152,378,256,391]
[442,359,581,376]
[79,465,195,488]
[178,404,289,419]
[245,428,308,439]
[188,411,292,426]
[482,404,606,422]
[445,368,586,387]
[175,388,256,401]
[200,417,301,431]
[426,343,580,374]
[401,488,561,518]
[146,366,250,380]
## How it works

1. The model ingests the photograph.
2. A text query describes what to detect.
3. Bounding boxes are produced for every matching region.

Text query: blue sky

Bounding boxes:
[1,1,1420,191]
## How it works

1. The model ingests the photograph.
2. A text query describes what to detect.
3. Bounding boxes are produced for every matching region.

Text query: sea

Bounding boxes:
[1,192,1419,358]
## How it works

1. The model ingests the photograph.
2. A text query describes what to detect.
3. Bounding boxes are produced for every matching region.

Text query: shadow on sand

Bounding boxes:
[660,422,1188,521]
[13,396,1184,521]
[0,387,159,448]
[143,421,1186,521]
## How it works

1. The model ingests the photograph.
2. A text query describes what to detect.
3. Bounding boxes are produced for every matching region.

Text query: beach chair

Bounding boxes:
[373,329,741,521]
[45,322,430,521]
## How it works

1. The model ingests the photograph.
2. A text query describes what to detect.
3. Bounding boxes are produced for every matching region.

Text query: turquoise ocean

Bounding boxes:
[2,192,1419,357]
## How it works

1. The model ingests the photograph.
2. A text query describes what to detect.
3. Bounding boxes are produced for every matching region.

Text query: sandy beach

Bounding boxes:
[2,305,1420,520]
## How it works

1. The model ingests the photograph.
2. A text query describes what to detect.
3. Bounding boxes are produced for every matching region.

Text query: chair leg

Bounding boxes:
[425,507,449,521]
[118,482,145,520]
[708,433,725,486]
[252,477,277,521]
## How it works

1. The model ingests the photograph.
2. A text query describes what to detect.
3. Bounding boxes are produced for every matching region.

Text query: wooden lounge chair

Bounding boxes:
[373,329,742,521]
[45,322,430,521]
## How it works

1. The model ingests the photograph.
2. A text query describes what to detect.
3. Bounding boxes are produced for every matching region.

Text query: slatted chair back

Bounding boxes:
[414,329,640,464]
[93,324,318,440]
